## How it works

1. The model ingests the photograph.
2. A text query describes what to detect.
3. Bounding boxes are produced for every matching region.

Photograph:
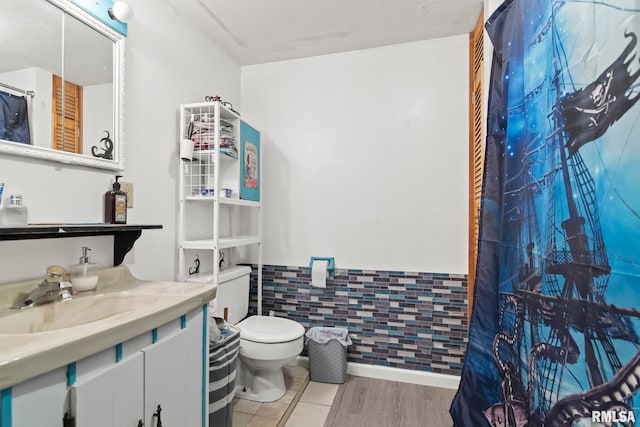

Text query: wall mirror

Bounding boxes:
[0,0,125,170]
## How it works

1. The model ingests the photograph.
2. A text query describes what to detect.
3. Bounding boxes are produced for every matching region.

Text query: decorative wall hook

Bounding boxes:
[189,254,200,275]
[91,130,114,160]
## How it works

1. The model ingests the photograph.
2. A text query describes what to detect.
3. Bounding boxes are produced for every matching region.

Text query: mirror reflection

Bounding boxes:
[0,0,62,146]
[62,12,115,159]
[0,0,123,169]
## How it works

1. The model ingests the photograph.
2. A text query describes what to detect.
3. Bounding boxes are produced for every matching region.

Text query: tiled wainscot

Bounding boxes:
[249,265,468,376]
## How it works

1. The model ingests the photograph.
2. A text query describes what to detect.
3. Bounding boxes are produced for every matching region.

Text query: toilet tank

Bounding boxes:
[215,265,252,324]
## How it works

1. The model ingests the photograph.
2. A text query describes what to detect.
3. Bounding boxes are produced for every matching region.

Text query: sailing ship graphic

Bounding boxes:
[481,2,640,426]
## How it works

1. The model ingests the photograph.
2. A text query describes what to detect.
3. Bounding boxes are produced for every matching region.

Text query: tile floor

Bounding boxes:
[282,381,339,427]
[232,365,340,427]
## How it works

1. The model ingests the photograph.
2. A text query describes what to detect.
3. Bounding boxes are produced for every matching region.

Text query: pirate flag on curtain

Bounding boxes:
[450,0,640,426]
[562,32,640,157]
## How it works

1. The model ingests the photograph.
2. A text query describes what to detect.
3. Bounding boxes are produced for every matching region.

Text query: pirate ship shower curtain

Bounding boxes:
[450,0,640,425]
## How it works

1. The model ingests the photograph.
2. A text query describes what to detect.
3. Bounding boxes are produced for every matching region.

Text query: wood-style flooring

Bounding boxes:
[323,376,456,427]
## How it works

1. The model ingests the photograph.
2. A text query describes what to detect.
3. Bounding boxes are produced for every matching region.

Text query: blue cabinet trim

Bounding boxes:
[66,363,77,386]
[201,304,208,427]
[1,388,11,427]
[115,343,123,362]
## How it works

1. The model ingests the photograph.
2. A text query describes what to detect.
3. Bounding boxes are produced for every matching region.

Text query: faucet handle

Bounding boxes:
[59,289,72,302]
[59,281,72,302]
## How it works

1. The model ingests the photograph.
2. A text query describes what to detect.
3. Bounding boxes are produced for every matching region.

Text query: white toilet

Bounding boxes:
[215,266,305,402]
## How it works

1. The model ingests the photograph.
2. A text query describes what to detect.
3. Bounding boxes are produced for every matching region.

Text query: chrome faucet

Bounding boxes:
[12,265,73,309]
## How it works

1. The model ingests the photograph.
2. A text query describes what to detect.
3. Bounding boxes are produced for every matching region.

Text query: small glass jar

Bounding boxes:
[1,194,28,225]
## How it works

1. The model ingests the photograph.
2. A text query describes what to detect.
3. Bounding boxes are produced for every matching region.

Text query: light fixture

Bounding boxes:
[108,0,134,23]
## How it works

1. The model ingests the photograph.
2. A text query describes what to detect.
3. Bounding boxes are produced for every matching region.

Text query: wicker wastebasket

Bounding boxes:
[306,327,352,384]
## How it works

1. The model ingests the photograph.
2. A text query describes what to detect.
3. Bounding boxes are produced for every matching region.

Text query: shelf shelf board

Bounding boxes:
[0,224,163,265]
[184,196,215,202]
[181,240,213,250]
[219,235,261,248]
[190,150,238,161]
[181,235,261,250]
[183,196,260,207]
[220,198,261,207]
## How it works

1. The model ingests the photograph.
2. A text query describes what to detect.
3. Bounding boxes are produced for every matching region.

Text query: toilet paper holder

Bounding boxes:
[309,257,335,276]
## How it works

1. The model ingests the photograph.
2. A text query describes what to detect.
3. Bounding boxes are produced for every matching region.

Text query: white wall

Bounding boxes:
[0,0,240,282]
[241,35,469,274]
[484,0,501,95]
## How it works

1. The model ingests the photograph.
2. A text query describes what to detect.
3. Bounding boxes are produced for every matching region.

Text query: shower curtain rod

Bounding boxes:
[0,82,35,98]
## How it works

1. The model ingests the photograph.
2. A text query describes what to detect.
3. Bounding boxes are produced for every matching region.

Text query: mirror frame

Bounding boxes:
[0,0,125,171]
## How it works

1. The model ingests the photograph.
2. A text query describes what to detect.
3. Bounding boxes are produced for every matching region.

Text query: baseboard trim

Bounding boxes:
[293,356,460,390]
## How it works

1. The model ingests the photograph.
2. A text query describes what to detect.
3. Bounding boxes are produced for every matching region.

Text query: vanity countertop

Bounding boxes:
[0,266,216,389]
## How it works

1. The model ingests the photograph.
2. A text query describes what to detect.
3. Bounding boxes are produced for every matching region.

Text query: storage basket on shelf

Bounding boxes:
[306,327,352,384]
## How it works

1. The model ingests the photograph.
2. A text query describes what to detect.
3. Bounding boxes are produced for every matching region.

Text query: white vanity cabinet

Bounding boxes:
[71,352,144,426]
[141,328,190,426]
[3,307,207,427]
[10,367,68,426]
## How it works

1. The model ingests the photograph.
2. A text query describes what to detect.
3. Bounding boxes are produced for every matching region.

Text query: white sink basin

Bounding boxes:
[0,293,165,334]
[0,265,217,390]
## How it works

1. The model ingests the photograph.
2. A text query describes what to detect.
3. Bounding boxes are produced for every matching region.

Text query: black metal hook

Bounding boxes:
[152,404,162,427]
[189,254,200,275]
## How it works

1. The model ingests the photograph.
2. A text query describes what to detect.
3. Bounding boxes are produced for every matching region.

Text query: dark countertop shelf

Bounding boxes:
[0,224,163,265]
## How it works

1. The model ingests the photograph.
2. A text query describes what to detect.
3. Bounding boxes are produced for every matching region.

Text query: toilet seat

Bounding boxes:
[237,315,304,343]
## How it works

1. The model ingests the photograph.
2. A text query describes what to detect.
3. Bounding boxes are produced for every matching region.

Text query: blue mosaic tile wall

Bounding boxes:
[248,265,469,376]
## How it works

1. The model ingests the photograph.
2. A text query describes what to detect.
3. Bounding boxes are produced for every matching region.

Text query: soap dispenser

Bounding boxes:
[104,175,127,224]
[70,246,99,293]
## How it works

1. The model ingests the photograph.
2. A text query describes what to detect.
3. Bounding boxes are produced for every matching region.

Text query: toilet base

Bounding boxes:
[234,357,288,402]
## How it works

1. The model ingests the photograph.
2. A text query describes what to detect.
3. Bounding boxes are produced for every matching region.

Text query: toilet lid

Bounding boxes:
[237,315,305,343]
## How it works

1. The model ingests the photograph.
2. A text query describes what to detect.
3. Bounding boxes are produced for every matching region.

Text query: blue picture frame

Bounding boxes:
[239,120,260,201]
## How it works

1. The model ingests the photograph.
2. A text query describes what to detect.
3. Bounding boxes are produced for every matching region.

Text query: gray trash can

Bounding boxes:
[306,327,352,384]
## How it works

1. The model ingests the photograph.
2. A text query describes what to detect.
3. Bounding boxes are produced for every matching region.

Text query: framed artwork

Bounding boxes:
[240,120,260,201]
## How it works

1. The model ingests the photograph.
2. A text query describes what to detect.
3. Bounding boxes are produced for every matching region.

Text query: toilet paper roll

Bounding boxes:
[311,260,329,288]
[180,138,194,161]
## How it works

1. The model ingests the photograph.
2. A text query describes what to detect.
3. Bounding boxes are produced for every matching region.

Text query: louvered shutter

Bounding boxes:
[468,11,484,319]
[52,75,83,154]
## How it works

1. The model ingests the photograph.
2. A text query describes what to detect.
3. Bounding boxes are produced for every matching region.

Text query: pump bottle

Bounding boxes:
[70,246,99,293]
[104,175,127,224]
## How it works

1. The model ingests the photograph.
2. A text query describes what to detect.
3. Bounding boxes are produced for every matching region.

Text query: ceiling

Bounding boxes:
[173,0,484,65]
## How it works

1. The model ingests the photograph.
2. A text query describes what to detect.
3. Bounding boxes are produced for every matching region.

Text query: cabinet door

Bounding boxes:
[143,329,189,426]
[11,367,67,427]
[71,352,144,427]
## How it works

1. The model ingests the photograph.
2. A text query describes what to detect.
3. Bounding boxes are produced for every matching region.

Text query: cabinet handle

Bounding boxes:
[62,412,76,427]
[153,404,163,427]
[137,420,144,427]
